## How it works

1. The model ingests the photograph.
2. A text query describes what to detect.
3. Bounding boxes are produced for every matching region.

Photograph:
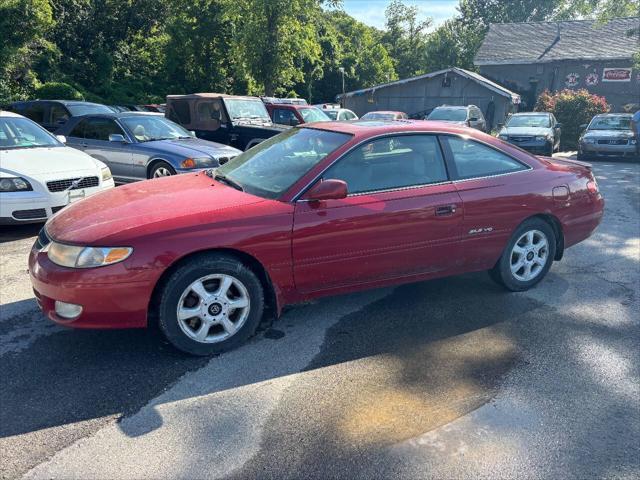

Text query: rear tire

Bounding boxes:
[157,254,264,355]
[489,218,556,292]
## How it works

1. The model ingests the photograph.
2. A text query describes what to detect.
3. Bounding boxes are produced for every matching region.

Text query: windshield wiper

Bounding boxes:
[214,173,243,191]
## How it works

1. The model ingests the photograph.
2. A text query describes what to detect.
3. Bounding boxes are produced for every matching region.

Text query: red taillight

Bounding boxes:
[587,179,598,194]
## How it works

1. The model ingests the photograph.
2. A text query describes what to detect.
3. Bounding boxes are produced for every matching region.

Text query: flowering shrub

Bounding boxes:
[535,89,610,150]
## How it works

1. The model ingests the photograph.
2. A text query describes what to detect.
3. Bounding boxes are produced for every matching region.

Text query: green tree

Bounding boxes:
[423,19,479,72]
[383,0,431,78]
[0,0,54,102]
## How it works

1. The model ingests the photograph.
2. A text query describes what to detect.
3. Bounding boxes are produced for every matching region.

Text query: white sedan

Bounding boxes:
[0,111,115,225]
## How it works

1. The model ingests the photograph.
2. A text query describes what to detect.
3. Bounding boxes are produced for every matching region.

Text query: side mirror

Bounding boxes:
[189,130,196,138]
[555,123,562,128]
[109,134,127,143]
[301,179,347,201]
[55,135,66,144]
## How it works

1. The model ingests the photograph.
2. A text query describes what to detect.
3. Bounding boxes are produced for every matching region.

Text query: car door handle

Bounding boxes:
[435,204,457,216]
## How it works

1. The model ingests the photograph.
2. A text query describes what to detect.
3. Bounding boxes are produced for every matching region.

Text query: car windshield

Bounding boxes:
[0,117,63,150]
[120,116,193,141]
[324,110,339,120]
[299,107,330,123]
[507,115,551,128]
[215,127,351,199]
[362,112,396,120]
[66,104,114,116]
[588,116,632,131]
[223,98,271,121]
[427,108,467,121]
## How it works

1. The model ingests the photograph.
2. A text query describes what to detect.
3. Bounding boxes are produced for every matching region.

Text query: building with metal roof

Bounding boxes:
[474,17,640,111]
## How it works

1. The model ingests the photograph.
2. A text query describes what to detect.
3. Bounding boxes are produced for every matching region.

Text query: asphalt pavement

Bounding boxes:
[1,160,638,479]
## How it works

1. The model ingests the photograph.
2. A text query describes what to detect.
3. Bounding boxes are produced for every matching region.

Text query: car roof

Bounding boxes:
[433,105,470,110]
[593,113,632,117]
[302,119,484,137]
[0,110,23,118]
[11,99,106,107]
[512,112,551,116]
[167,93,260,101]
[69,112,164,120]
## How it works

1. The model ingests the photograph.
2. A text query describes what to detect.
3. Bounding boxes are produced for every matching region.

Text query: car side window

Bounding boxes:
[68,119,87,138]
[443,136,528,180]
[23,104,46,123]
[83,118,125,141]
[50,104,70,125]
[324,135,448,195]
[273,109,296,125]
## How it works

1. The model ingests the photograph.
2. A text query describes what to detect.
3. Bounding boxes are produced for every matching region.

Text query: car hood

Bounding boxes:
[140,138,241,158]
[500,126,552,136]
[582,129,635,139]
[0,146,104,178]
[46,173,266,244]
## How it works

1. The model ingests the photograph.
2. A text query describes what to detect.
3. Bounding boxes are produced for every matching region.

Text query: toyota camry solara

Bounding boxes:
[29,120,604,355]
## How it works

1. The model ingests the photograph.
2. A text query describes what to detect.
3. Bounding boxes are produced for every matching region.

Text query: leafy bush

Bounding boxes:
[535,89,609,150]
[34,82,84,100]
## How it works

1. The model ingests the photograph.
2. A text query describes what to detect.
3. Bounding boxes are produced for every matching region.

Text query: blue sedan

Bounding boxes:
[57,113,242,182]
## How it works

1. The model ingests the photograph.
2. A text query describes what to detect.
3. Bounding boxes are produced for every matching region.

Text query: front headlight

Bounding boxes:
[0,177,33,192]
[101,166,112,181]
[181,157,215,168]
[535,135,551,141]
[48,242,132,268]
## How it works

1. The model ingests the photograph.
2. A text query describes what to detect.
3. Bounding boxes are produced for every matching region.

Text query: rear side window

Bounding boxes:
[168,100,191,125]
[324,134,448,194]
[442,136,528,180]
[50,104,70,124]
[22,104,46,123]
[273,108,296,125]
[83,118,124,141]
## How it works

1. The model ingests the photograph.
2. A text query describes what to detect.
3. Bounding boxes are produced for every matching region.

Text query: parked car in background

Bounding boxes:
[143,104,166,113]
[361,111,408,121]
[317,105,358,121]
[264,101,331,126]
[7,100,113,132]
[57,112,241,182]
[262,97,308,106]
[497,112,561,156]
[0,111,114,224]
[30,120,603,354]
[166,94,288,150]
[427,105,486,132]
[578,113,638,161]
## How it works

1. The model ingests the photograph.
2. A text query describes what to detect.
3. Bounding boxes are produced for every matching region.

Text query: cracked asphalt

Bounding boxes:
[1,160,638,479]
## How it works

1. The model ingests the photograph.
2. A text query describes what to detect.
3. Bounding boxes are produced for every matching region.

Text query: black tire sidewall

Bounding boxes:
[150,161,176,178]
[158,255,264,355]
[496,219,556,291]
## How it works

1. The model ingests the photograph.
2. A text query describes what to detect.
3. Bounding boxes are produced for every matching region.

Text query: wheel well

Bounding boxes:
[147,248,278,327]
[146,158,172,178]
[530,213,565,260]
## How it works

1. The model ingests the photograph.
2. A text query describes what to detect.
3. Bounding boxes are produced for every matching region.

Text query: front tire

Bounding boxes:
[489,219,556,291]
[149,161,176,179]
[157,254,264,355]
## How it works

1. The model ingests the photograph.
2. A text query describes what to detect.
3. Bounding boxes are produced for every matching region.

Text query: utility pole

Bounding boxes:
[339,67,345,96]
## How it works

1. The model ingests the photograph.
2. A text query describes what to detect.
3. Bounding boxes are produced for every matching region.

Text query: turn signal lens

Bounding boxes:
[181,158,196,168]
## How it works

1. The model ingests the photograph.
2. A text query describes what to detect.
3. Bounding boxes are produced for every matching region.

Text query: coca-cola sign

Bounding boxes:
[602,68,632,82]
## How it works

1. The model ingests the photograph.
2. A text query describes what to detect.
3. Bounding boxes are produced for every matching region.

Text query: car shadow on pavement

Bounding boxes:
[0,224,41,243]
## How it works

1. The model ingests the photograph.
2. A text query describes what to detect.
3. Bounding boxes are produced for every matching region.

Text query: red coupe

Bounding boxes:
[29,120,604,355]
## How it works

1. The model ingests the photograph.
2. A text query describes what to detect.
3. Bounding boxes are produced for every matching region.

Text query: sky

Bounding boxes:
[341,0,459,30]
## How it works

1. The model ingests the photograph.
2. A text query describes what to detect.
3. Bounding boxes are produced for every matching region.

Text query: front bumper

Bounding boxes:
[504,138,552,153]
[579,143,638,158]
[29,245,152,329]
[0,180,115,225]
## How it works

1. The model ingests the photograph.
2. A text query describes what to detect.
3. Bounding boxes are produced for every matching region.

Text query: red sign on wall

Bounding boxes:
[602,68,632,82]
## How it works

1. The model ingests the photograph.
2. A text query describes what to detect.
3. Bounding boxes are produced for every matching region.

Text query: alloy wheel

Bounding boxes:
[176,274,250,343]
[510,229,549,282]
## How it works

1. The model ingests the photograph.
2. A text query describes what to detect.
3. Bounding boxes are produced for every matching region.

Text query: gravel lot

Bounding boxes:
[1,160,638,479]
